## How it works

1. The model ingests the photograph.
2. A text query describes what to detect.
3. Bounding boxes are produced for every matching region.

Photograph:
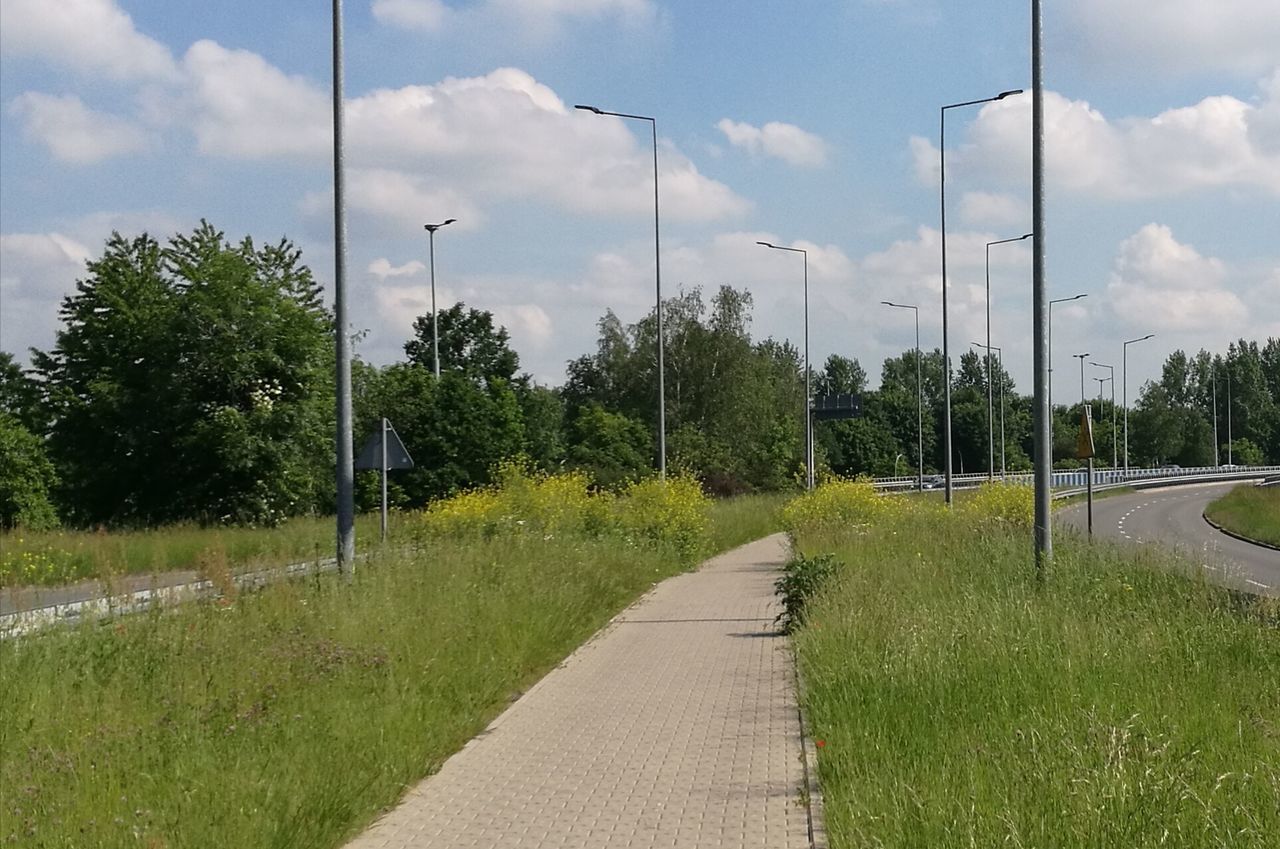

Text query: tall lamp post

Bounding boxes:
[1122,333,1154,474]
[882,301,923,491]
[576,104,666,479]
[423,218,456,378]
[972,342,1006,478]
[332,0,355,575]
[983,233,1033,480]
[940,88,1024,504]
[760,242,812,490]
[1212,363,1220,466]
[1091,361,1115,468]
[1048,293,1088,432]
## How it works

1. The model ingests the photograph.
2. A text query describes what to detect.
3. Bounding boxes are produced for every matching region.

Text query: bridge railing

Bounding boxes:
[872,465,1280,492]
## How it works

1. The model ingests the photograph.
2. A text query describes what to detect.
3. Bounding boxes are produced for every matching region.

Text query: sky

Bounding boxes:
[2,0,1278,407]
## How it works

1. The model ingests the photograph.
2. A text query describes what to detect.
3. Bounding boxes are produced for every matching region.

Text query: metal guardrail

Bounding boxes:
[873,465,1280,492]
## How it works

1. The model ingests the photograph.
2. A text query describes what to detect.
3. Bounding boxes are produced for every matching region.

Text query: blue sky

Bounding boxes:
[2,0,1277,406]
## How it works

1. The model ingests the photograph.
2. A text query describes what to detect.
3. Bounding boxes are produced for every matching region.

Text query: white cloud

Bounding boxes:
[715,119,829,167]
[9,92,151,164]
[1065,1,1280,77]
[300,169,483,234]
[181,55,747,221]
[368,258,427,279]
[910,84,1280,198]
[372,0,656,35]
[0,0,177,82]
[1105,224,1247,332]
[0,233,91,359]
[959,192,1028,228]
[371,0,450,31]
[182,40,330,159]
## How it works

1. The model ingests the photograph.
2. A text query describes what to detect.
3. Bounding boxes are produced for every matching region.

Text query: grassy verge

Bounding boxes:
[705,492,787,553]
[0,513,396,589]
[0,481,779,849]
[788,486,1280,847]
[1205,483,1280,547]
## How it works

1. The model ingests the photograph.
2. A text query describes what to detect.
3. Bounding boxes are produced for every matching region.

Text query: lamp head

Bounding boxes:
[995,89,1024,100]
[574,104,603,114]
[756,241,776,248]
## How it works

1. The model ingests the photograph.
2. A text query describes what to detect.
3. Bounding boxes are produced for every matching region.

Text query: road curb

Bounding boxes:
[1202,512,1280,552]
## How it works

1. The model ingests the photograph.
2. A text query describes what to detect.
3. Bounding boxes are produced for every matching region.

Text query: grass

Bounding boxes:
[791,506,1280,847]
[704,492,788,553]
[0,513,397,589]
[0,493,781,849]
[1205,483,1280,547]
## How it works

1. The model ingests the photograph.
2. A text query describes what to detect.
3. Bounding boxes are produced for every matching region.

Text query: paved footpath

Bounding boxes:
[344,533,818,849]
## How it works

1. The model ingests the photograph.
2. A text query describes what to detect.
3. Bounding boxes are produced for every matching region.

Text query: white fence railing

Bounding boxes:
[873,465,1280,491]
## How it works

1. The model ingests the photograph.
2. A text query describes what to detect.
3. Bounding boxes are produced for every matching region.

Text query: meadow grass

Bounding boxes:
[704,492,788,553]
[789,490,1280,848]
[1205,483,1280,547]
[0,480,780,849]
[0,513,395,589]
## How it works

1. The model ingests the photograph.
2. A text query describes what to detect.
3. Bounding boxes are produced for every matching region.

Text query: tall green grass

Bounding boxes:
[0,492,781,849]
[792,508,1280,847]
[1205,483,1280,546]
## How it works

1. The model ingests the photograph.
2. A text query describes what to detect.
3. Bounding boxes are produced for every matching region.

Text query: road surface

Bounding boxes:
[1057,481,1279,596]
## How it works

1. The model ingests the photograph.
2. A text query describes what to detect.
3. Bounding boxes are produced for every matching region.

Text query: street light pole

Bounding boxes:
[1091,362,1115,468]
[576,104,665,479]
[332,0,355,576]
[1047,293,1088,443]
[1122,333,1154,474]
[941,88,1024,505]
[1227,369,1233,464]
[883,301,923,491]
[1212,364,1219,466]
[423,219,456,379]
[973,342,1006,478]
[984,233,1032,481]
[761,242,812,490]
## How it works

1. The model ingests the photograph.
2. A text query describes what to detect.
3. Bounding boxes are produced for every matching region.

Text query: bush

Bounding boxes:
[0,413,59,530]
[775,551,839,634]
[961,481,1034,528]
[781,478,900,536]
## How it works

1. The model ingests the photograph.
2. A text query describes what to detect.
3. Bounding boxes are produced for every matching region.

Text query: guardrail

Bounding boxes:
[873,465,1280,492]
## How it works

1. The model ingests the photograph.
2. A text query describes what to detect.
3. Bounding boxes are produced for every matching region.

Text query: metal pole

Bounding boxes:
[998,347,1006,478]
[332,0,355,576]
[915,308,923,491]
[1227,371,1233,464]
[940,107,952,505]
[985,242,994,481]
[1110,376,1116,469]
[429,228,439,378]
[804,252,812,489]
[651,119,666,481]
[1212,367,1219,466]
[380,417,388,543]
[1122,333,1154,475]
[1031,0,1051,567]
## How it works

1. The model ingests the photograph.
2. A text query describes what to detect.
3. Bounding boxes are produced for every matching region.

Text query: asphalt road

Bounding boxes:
[1057,481,1280,596]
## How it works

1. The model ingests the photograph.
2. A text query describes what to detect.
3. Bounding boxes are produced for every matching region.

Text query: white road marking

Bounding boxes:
[1246,579,1272,589]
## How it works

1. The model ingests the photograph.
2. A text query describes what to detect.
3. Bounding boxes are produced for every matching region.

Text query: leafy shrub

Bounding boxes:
[775,551,840,634]
[0,412,59,530]
[614,475,710,558]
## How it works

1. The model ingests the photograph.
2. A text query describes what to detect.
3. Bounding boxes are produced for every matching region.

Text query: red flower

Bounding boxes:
[815,739,826,748]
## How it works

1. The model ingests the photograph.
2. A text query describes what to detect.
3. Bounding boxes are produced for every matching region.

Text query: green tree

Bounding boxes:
[405,304,521,388]
[0,351,47,433]
[0,412,59,529]
[565,405,652,489]
[34,224,334,525]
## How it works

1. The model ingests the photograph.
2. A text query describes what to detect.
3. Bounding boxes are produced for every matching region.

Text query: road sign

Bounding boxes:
[356,422,414,470]
[1076,406,1095,460]
[811,393,862,421]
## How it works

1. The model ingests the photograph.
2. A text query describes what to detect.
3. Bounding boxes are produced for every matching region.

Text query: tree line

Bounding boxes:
[2,223,1277,528]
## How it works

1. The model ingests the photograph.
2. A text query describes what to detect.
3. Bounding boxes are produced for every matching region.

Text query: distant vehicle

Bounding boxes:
[1220,463,1238,470]
[921,475,944,490]
[1161,464,1182,471]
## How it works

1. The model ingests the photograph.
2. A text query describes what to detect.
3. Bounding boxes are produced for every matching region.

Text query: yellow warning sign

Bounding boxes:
[1076,406,1096,460]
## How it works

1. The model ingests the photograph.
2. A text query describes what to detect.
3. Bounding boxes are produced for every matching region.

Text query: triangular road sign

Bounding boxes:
[355,421,415,470]
[1076,406,1096,460]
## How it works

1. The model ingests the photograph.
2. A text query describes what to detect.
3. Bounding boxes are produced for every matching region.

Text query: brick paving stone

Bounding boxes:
[342,533,813,849]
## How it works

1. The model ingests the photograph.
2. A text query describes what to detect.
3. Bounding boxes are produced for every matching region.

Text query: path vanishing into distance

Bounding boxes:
[1058,481,1280,597]
[343,533,821,849]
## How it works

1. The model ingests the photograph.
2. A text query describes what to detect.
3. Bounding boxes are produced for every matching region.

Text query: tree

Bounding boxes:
[34,223,334,525]
[565,405,652,489]
[0,352,46,433]
[405,304,520,388]
[0,412,59,529]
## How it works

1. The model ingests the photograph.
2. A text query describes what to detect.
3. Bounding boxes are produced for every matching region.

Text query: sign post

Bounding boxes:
[355,419,414,542]
[1077,406,1096,537]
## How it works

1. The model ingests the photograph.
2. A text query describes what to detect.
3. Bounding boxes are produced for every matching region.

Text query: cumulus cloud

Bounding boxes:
[959,192,1028,228]
[300,169,483,235]
[181,56,747,221]
[0,232,91,360]
[9,93,151,164]
[0,0,177,82]
[716,119,829,167]
[368,258,428,279]
[1065,1,1280,77]
[1106,224,1246,332]
[910,85,1280,198]
[372,0,656,35]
